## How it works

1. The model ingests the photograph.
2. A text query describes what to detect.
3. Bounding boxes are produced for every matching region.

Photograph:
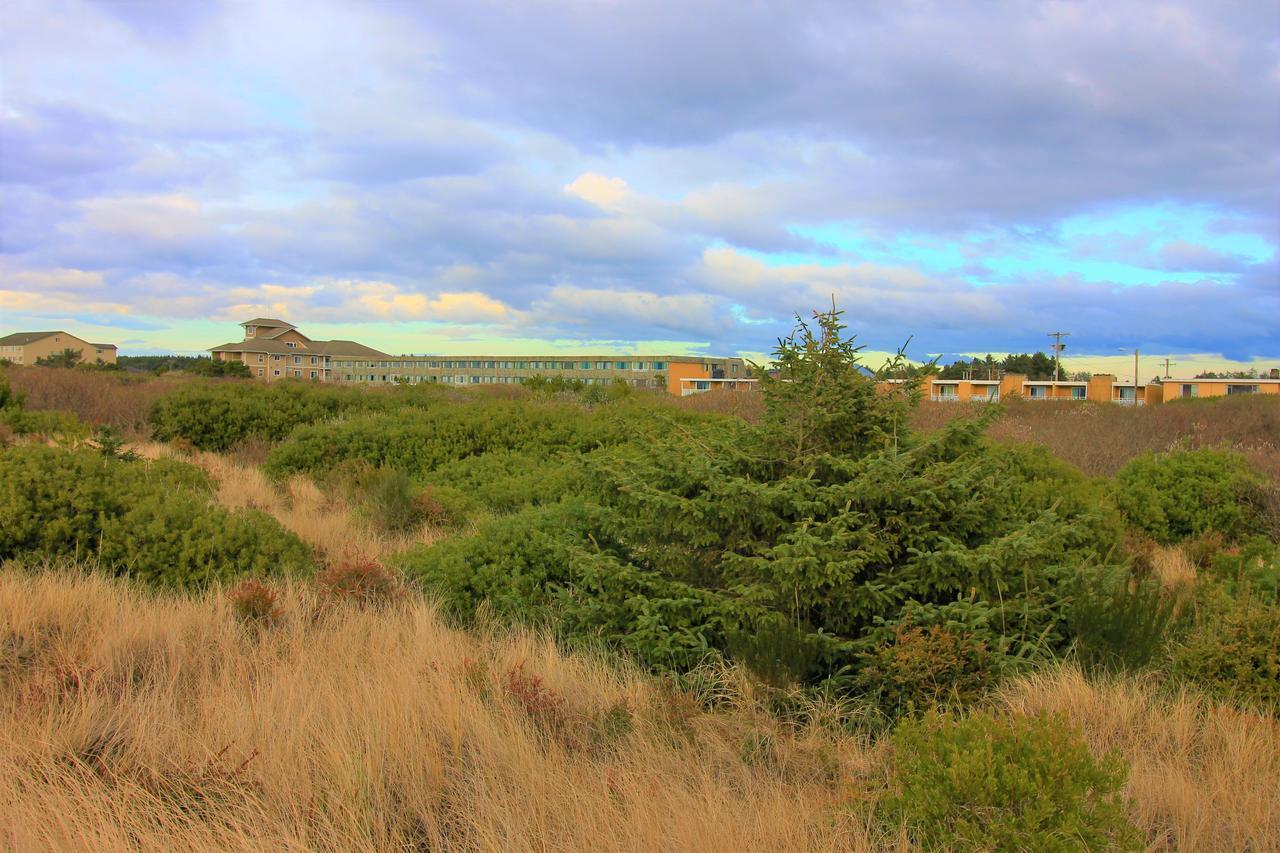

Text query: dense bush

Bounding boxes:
[0,445,311,587]
[0,372,85,438]
[877,710,1139,851]
[148,381,447,452]
[849,624,1003,721]
[1111,449,1265,543]
[264,401,674,480]
[1172,595,1280,711]
[399,308,1129,690]
[421,450,592,515]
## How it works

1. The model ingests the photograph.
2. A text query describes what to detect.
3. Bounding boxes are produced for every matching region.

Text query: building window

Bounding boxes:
[273,369,281,376]
[257,368,264,377]
[293,356,301,364]
[651,361,666,370]
[1182,384,1197,398]
[1029,386,1047,398]
[1227,384,1259,395]
[310,370,317,379]
[310,357,318,365]
[286,342,296,348]
[257,354,264,363]
[273,355,281,361]
[1071,387,1086,400]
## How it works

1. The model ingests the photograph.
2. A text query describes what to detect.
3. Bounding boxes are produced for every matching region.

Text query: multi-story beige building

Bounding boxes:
[0,331,117,365]
[210,318,757,395]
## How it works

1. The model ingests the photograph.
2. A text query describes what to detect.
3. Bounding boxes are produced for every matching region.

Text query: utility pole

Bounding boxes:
[1134,349,1140,396]
[1047,331,1070,382]
[1161,357,1175,379]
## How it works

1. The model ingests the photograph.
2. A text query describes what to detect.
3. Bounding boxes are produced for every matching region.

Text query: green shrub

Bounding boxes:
[1172,596,1280,711]
[148,381,447,452]
[99,494,311,587]
[422,450,591,514]
[1201,535,1280,605]
[0,445,311,587]
[394,501,742,672]
[399,308,1129,689]
[1069,567,1179,673]
[849,623,1003,720]
[877,710,1140,851]
[263,401,663,480]
[1111,449,1265,544]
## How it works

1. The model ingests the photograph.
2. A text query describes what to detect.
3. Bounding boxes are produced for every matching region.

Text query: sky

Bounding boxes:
[1,0,1277,376]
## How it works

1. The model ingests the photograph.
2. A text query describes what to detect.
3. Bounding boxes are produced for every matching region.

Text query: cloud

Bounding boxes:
[0,0,1275,366]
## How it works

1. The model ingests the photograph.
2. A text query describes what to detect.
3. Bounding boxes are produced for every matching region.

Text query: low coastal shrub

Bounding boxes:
[0,445,310,587]
[1111,449,1265,544]
[877,710,1140,851]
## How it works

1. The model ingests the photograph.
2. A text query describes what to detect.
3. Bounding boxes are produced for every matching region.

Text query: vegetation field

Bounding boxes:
[3,312,1278,850]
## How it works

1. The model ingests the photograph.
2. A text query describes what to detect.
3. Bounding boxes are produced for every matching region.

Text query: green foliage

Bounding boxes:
[395,502,739,672]
[849,624,1003,721]
[422,450,591,515]
[877,710,1140,851]
[185,357,252,378]
[0,374,86,438]
[264,401,664,480]
[524,374,634,403]
[399,306,1128,691]
[0,445,310,587]
[149,381,444,451]
[34,347,83,368]
[1069,568,1179,673]
[1172,594,1280,712]
[1111,449,1265,543]
[1200,535,1280,605]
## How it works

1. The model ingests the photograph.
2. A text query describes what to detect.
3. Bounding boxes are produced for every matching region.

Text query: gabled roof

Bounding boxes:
[258,326,307,340]
[0,331,61,346]
[210,338,389,358]
[90,343,117,349]
[240,318,295,329]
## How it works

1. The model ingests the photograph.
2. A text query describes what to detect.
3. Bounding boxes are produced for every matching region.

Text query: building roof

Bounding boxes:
[90,343,117,349]
[257,326,305,340]
[210,338,389,358]
[0,331,61,346]
[239,318,296,329]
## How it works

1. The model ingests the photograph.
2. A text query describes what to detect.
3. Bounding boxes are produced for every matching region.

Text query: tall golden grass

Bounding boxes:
[2,570,1277,851]
[130,442,447,563]
[0,571,893,851]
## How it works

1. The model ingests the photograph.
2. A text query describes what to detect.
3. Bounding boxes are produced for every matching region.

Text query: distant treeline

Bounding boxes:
[886,352,1077,381]
[118,355,248,377]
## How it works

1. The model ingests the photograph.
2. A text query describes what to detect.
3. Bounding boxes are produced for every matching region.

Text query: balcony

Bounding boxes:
[1112,398,1145,407]
[930,393,962,402]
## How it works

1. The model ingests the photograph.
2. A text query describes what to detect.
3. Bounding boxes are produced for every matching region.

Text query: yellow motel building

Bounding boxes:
[210,318,757,397]
[915,373,1280,405]
[0,331,118,366]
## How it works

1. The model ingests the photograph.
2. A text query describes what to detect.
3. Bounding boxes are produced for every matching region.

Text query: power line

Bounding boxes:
[1161,357,1176,379]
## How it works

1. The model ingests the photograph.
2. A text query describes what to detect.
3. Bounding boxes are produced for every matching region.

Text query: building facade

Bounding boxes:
[0,331,117,365]
[211,319,756,395]
[917,373,1277,405]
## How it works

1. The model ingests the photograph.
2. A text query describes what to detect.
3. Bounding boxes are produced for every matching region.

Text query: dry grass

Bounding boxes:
[671,390,1280,483]
[1,365,191,438]
[130,441,445,563]
[0,571,892,852]
[2,571,1277,850]
[999,668,1280,851]
[914,395,1280,481]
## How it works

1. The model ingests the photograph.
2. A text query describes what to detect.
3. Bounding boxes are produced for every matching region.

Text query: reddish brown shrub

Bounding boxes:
[230,580,284,626]
[1,366,189,438]
[317,558,405,606]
